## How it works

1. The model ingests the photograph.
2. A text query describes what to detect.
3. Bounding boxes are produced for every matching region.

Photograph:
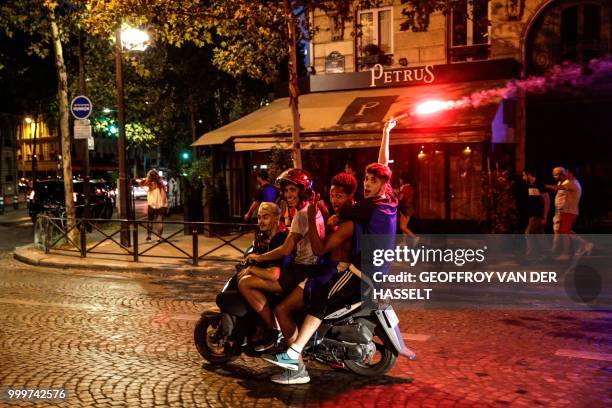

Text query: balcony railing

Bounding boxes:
[449,44,490,62]
[357,53,393,71]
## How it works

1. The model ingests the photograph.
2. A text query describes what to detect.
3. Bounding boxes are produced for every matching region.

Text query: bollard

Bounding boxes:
[192,226,199,266]
[13,194,18,209]
[80,221,87,258]
[0,196,4,215]
[44,216,50,254]
[133,223,139,262]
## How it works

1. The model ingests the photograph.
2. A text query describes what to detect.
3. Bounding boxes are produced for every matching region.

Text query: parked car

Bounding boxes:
[132,178,148,200]
[28,179,115,222]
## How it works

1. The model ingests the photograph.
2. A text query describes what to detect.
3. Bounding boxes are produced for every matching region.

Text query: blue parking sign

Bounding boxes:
[70,96,93,119]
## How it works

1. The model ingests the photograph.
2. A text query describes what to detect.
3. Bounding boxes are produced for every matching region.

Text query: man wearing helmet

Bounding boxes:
[239,168,326,350]
[263,172,359,384]
[261,119,399,383]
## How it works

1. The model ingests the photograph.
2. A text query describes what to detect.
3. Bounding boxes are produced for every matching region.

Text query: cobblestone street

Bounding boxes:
[0,225,610,407]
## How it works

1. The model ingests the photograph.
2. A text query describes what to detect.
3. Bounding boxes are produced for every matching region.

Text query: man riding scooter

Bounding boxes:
[234,202,290,347]
[263,119,403,383]
[264,172,359,384]
[240,169,326,351]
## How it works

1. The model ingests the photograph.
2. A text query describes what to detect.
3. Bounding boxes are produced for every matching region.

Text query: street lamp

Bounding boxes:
[115,24,149,246]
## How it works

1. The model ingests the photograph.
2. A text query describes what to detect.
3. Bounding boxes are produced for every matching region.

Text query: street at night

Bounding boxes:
[0,230,610,407]
[2,0,612,406]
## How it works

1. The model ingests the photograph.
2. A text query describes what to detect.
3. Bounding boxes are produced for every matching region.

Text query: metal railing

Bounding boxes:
[36,215,257,266]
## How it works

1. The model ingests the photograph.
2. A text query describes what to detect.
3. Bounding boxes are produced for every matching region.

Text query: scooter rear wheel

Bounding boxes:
[194,314,239,364]
[344,330,398,377]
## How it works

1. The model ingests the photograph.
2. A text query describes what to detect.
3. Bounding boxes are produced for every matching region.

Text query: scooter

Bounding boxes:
[194,256,416,376]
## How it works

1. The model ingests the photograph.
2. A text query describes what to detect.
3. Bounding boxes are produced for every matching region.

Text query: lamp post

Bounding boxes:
[114,25,150,246]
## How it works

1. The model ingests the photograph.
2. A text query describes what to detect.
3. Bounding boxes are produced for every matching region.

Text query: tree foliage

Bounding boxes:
[400,0,491,32]
[480,169,519,233]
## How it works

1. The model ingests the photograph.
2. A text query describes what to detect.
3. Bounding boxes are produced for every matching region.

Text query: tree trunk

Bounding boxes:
[31,117,38,189]
[284,0,302,169]
[50,11,76,235]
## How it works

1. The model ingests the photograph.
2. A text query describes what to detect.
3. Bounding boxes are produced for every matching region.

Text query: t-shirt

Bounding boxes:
[339,186,398,270]
[555,178,581,215]
[254,183,278,203]
[147,186,168,209]
[526,180,546,217]
[340,185,398,236]
[289,204,325,265]
[253,230,290,269]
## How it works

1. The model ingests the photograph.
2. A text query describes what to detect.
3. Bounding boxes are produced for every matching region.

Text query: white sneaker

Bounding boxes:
[575,242,594,256]
[270,365,310,385]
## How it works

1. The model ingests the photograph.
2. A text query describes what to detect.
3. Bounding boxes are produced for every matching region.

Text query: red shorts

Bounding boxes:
[557,213,577,234]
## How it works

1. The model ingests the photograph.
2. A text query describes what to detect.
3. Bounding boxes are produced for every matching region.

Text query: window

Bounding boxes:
[357,7,393,70]
[561,4,603,64]
[417,146,445,219]
[526,0,609,75]
[449,0,490,62]
[449,145,482,220]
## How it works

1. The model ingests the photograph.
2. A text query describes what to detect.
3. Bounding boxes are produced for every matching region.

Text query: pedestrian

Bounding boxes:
[244,169,279,222]
[141,170,168,242]
[168,175,179,211]
[545,167,593,260]
[398,172,419,246]
[522,169,550,258]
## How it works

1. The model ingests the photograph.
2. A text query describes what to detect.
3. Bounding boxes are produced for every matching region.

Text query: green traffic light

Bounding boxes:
[109,125,118,135]
[181,151,190,160]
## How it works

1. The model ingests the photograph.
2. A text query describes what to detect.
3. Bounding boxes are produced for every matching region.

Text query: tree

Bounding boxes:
[82,0,474,170]
[0,0,79,236]
[81,1,366,168]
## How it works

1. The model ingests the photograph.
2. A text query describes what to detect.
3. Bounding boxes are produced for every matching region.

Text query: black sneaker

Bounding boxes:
[253,329,281,352]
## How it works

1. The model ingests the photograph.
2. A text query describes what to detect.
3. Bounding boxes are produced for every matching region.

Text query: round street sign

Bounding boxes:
[70,96,93,119]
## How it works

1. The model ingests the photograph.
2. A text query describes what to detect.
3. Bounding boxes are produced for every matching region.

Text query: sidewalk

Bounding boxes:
[15,215,254,274]
[0,206,30,226]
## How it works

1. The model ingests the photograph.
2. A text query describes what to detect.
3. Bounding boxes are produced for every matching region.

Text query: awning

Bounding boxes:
[193,79,513,151]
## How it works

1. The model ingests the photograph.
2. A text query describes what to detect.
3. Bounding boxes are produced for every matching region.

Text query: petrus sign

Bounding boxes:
[70,95,93,119]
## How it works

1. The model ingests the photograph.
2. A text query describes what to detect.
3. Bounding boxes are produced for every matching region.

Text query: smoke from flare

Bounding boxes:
[402,57,612,117]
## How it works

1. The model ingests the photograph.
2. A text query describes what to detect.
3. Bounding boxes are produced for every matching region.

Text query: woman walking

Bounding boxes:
[142,170,168,241]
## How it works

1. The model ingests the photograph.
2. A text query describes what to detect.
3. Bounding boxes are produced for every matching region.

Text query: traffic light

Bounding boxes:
[108,124,118,135]
[180,150,191,161]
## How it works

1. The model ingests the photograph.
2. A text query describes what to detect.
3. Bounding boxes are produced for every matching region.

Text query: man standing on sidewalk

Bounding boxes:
[546,167,592,260]
[522,169,549,259]
[244,169,278,222]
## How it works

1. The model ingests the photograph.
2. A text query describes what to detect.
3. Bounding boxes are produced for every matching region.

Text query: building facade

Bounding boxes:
[0,113,20,204]
[195,0,612,230]
[16,115,61,180]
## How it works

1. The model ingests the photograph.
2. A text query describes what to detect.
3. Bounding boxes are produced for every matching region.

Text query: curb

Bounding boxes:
[0,217,31,227]
[13,244,239,277]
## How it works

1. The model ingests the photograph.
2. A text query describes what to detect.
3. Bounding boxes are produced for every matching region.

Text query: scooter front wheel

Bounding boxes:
[194,314,239,365]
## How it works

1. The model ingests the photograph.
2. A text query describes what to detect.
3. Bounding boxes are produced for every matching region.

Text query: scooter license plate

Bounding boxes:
[384,309,399,328]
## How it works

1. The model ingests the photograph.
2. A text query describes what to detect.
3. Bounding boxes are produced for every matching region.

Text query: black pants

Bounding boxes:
[147,206,166,238]
[306,266,362,320]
